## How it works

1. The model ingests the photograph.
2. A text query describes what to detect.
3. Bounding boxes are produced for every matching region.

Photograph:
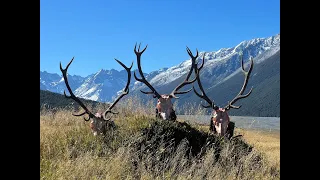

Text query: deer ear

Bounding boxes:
[168,95,174,98]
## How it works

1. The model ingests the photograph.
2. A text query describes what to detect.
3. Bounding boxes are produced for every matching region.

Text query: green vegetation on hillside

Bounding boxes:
[40,90,101,110]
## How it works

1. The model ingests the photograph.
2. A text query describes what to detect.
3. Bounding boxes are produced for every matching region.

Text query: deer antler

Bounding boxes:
[103,59,133,120]
[133,43,162,99]
[223,55,254,110]
[192,53,218,109]
[169,47,198,98]
[60,57,94,121]
[193,53,254,110]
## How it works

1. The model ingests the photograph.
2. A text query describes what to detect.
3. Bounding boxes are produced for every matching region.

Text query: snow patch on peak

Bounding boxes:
[134,34,280,89]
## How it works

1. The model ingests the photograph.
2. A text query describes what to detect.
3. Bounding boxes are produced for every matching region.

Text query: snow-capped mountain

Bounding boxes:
[74,69,136,102]
[40,71,85,94]
[40,33,280,102]
[132,34,280,93]
[40,69,135,102]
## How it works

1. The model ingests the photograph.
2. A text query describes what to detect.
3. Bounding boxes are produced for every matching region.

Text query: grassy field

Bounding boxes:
[40,97,280,180]
[235,129,279,165]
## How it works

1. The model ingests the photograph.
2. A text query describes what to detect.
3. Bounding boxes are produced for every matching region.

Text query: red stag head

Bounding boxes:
[193,53,254,137]
[133,43,198,120]
[60,57,133,136]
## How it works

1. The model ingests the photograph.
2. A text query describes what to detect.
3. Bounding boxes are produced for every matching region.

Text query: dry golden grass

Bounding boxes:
[235,129,280,167]
[40,96,280,180]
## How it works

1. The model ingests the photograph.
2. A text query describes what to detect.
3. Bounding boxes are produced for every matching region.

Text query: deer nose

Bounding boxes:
[160,112,168,120]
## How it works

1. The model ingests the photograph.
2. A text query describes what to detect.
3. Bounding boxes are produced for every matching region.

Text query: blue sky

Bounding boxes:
[40,0,279,77]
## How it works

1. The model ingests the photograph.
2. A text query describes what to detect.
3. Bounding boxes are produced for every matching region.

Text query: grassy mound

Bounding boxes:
[40,100,279,179]
[125,120,262,179]
[134,120,253,157]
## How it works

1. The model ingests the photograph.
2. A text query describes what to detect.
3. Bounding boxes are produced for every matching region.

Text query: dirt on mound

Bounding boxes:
[128,120,260,176]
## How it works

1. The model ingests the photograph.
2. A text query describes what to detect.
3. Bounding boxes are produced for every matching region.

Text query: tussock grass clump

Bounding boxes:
[133,120,252,158]
[125,120,264,179]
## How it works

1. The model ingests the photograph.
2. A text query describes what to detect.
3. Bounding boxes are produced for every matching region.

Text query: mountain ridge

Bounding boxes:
[40,34,280,116]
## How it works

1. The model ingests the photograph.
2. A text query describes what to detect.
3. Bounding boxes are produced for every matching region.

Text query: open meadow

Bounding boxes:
[40,97,280,180]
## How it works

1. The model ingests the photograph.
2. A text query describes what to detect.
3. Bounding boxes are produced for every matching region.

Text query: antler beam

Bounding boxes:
[192,53,217,109]
[133,43,162,99]
[103,59,133,120]
[169,47,198,98]
[60,57,94,121]
[224,55,254,110]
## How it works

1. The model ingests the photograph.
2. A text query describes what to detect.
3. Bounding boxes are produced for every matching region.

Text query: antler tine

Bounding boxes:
[192,53,216,109]
[134,42,148,56]
[71,111,91,121]
[186,46,199,59]
[170,47,199,98]
[72,111,86,116]
[103,59,133,120]
[197,52,205,71]
[224,55,254,110]
[133,43,161,99]
[60,57,93,121]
